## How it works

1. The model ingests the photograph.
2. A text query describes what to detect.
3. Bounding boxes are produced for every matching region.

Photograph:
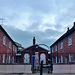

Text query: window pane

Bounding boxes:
[52,47,53,52]
[56,56,57,63]
[68,36,72,46]
[61,55,63,63]
[65,57,68,63]
[69,53,73,62]
[56,45,57,51]
[61,41,63,49]
[3,36,6,45]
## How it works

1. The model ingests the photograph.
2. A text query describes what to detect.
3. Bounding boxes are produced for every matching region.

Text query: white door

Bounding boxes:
[24,53,30,63]
[40,53,46,64]
[3,54,5,63]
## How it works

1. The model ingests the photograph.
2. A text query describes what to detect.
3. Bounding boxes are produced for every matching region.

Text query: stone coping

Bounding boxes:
[0,63,31,65]
[53,63,75,65]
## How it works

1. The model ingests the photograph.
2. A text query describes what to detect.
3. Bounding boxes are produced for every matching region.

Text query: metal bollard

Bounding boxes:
[40,61,43,75]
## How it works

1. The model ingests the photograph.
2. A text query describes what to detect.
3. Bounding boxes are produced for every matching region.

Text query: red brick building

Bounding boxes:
[0,25,17,63]
[21,37,48,65]
[50,22,75,64]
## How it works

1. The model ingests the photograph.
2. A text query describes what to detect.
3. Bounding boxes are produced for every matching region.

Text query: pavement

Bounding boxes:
[0,73,51,75]
[0,73,75,75]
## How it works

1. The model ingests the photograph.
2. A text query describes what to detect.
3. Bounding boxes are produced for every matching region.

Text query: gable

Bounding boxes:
[22,45,48,52]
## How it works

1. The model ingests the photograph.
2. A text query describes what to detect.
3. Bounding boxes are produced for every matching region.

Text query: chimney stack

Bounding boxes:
[74,22,75,26]
[67,27,69,31]
[33,37,36,45]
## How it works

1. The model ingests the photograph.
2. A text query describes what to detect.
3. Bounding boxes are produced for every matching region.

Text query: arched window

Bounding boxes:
[40,53,46,64]
[24,53,30,63]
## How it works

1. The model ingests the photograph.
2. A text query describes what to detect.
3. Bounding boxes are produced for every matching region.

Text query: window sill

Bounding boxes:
[68,44,72,47]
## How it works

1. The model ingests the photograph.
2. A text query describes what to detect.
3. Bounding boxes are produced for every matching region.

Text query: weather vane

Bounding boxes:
[0,18,4,26]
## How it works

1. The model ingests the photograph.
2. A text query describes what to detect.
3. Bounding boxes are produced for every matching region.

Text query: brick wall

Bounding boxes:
[51,31,75,63]
[0,29,17,63]
[21,46,48,65]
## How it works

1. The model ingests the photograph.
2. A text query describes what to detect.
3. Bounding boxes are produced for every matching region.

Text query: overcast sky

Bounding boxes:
[0,0,75,50]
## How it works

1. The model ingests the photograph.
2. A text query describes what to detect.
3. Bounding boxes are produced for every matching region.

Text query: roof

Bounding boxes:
[22,44,48,52]
[0,25,17,46]
[50,24,75,47]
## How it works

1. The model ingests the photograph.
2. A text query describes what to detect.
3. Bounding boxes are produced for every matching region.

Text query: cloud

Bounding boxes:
[0,0,75,49]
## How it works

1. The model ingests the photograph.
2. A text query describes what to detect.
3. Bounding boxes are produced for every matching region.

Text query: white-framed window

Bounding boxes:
[65,56,68,63]
[52,47,54,53]
[40,53,46,64]
[61,41,63,49]
[68,35,72,46]
[3,54,5,63]
[69,53,73,62]
[9,41,11,49]
[13,45,14,51]
[55,45,57,51]
[56,56,57,63]
[24,53,30,63]
[61,55,63,63]
[3,36,6,45]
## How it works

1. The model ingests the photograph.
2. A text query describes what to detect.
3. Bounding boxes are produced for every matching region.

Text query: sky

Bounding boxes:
[0,0,75,50]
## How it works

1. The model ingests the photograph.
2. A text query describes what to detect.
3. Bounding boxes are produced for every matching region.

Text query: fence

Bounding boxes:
[51,53,75,64]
